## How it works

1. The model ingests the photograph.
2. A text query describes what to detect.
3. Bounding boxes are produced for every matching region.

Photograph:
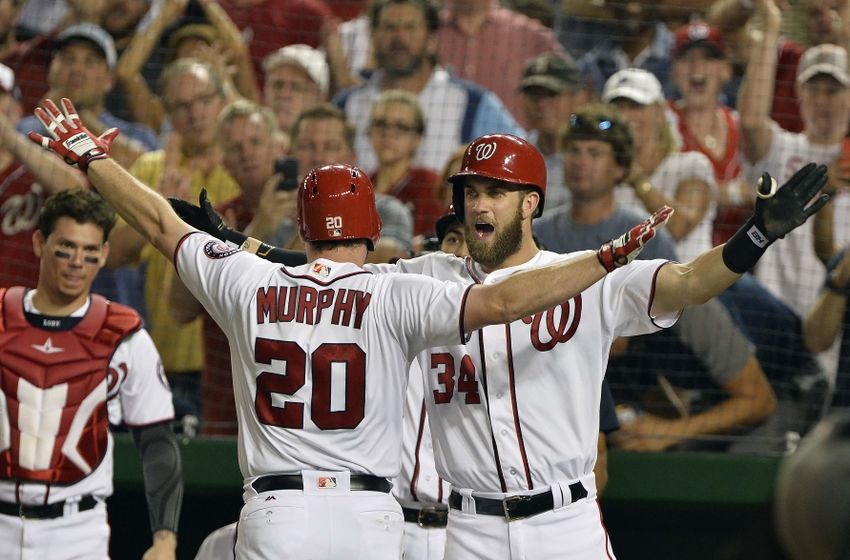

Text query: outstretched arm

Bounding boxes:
[0,111,88,192]
[462,207,673,333]
[29,98,193,259]
[652,164,829,315]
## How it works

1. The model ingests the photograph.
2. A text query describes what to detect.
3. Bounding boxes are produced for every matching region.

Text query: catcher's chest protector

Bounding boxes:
[0,287,140,484]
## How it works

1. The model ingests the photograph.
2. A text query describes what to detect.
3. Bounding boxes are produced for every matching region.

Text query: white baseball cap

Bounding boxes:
[55,23,117,71]
[263,44,329,96]
[601,68,664,105]
[797,44,850,86]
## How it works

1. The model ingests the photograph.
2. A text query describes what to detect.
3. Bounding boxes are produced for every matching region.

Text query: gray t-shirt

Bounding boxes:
[533,205,679,261]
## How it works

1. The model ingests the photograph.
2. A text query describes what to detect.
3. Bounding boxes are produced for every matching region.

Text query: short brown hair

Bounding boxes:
[38,189,116,242]
[290,103,355,151]
[560,103,634,169]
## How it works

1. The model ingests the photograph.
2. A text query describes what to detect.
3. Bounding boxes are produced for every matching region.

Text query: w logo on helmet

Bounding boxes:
[475,142,497,161]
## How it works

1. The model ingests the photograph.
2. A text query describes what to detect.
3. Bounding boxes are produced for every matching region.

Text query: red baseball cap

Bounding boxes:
[673,21,726,59]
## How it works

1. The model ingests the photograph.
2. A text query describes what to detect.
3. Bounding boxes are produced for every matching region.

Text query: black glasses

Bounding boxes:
[369,119,421,135]
[569,113,614,134]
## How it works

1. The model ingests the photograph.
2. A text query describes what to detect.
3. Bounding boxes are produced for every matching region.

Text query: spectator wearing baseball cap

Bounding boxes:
[738,0,850,321]
[0,61,89,290]
[15,22,160,322]
[666,21,751,249]
[602,67,717,263]
[263,44,329,136]
[519,53,590,210]
[17,23,157,169]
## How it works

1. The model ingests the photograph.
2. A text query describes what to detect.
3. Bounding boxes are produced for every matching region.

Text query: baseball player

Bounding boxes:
[29,98,671,560]
[187,132,830,559]
[0,189,182,560]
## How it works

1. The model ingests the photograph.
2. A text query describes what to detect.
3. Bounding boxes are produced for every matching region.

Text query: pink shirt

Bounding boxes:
[438,5,565,127]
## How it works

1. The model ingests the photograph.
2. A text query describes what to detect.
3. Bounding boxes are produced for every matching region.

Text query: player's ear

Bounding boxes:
[100,241,110,268]
[522,190,540,220]
[32,230,45,258]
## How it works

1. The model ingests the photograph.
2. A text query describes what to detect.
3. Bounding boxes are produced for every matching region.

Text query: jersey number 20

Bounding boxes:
[254,338,366,430]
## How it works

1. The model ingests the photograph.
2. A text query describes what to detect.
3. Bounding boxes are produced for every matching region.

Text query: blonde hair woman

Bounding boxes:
[368,89,442,235]
[602,68,717,261]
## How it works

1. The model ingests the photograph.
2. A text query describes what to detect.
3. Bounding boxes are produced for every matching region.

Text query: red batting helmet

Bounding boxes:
[297,164,382,250]
[449,134,547,222]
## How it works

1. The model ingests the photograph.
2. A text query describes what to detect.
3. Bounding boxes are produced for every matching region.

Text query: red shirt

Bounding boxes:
[0,164,46,289]
[438,4,565,127]
[199,195,255,435]
[371,167,443,236]
[221,0,332,83]
[324,0,368,20]
[771,39,805,133]
[669,103,742,183]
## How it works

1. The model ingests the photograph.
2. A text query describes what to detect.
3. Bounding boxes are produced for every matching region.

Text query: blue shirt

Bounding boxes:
[334,67,525,173]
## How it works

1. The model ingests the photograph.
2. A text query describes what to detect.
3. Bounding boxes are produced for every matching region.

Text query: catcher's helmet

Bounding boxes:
[449,134,547,222]
[298,164,382,250]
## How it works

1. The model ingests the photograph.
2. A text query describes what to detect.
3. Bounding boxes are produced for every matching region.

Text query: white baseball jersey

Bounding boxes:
[392,360,450,506]
[744,121,840,317]
[369,251,678,493]
[0,290,174,505]
[174,233,471,482]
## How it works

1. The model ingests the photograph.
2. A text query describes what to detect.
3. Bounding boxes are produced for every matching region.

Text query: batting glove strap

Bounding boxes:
[596,240,627,273]
[721,216,771,274]
[596,206,673,273]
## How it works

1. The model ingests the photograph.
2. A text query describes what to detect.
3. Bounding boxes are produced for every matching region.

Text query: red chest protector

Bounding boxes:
[0,287,141,484]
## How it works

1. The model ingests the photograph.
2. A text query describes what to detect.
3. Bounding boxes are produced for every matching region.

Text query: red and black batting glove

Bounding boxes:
[597,206,674,272]
[27,98,118,173]
[722,164,829,273]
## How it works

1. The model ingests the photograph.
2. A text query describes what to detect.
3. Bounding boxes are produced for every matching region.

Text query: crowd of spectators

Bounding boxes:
[2,0,850,456]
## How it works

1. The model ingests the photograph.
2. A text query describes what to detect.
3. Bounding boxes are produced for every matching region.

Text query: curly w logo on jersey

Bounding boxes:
[521,296,582,351]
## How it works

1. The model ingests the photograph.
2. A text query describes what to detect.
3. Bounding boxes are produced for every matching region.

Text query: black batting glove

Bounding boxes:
[723,163,830,273]
[168,188,248,247]
[167,190,308,266]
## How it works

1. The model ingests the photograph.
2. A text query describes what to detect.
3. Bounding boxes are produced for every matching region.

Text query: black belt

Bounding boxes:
[252,474,392,494]
[0,495,98,519]
[402,505,449,528]
[448,482,588,521]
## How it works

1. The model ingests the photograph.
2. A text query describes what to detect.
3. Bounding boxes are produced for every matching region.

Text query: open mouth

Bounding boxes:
[688,76,707,91]
[474,222,495,239]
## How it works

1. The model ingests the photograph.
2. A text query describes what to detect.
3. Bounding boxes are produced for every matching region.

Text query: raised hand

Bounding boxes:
[722,163,829,273]
[27,98,118,173]
[597,206,674,272]
[168,188,252,250]
[751,164,830,242]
